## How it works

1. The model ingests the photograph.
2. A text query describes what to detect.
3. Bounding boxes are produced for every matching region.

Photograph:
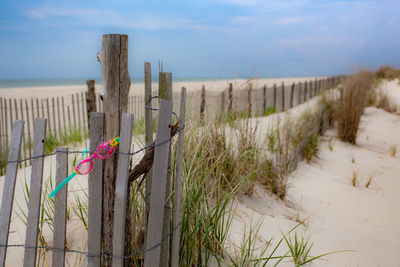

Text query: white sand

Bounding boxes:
[1,78,400,266]
[0,77,320,99]
[228,81,400,265]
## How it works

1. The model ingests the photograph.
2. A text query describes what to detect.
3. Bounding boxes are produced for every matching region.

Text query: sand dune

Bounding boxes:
[229,79,400,265]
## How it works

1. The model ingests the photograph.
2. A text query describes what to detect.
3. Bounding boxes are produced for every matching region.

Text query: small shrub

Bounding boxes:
[263,106,276,116]
[45,133,61,154]
[375,65,400,81]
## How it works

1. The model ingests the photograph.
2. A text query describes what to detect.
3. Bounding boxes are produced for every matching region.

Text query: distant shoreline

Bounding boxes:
[0,76,308,89]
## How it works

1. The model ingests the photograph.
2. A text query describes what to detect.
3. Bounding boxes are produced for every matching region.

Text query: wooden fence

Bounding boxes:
[0,76,343,173]
[0,71,343,266]
[0,85,187,266]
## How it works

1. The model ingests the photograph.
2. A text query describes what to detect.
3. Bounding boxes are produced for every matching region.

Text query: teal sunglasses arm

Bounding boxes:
[49,172,77,198]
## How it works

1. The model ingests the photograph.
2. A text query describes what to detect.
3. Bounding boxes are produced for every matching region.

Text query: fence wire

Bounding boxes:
[0,222,181,259]
[0,125,184,170]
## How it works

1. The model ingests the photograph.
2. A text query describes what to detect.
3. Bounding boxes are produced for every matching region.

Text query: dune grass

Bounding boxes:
[337,71,372,144]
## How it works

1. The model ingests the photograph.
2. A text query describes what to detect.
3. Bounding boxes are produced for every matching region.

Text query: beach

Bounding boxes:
[1,78,399,266]
[0,77,321,99]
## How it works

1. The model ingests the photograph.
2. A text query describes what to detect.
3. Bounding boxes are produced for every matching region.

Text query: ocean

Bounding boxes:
[0,77,248,89]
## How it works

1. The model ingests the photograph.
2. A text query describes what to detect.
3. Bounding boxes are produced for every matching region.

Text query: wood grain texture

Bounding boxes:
[52,147,68,267]
[144,62,154,250]
[99,34,131,266]
[228,83,233,113]
[160,73,173,267]
[171,87,186,267]
[112,113,134,267]
[144,99,172,267]
[200,85,205,120]
[290,82,295,108]
[86,80,97,132]
[23,118,47,267]
[0,120,24,266]
[87,112,104,267]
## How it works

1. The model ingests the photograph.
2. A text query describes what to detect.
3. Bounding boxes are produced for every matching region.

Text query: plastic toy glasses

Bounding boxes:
[49,136,120,198]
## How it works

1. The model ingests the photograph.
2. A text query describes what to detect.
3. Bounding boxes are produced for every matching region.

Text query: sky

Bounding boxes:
[0,0,399,79]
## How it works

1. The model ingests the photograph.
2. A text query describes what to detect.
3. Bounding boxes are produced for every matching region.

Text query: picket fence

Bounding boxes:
[0,73,342,266]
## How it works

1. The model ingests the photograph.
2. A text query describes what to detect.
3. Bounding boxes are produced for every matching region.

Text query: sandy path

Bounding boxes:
[229,81,400,265]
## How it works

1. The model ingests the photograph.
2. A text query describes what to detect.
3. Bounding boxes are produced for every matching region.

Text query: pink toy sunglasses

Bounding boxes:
[49,136,120,198]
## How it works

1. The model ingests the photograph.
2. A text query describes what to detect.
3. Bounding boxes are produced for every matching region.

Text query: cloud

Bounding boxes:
[24,5,208,31]
[275,17,303,25]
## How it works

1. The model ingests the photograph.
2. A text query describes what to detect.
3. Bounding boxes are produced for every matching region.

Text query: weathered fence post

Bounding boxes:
[273,84,277,109]
[87,112,104,267]
[290,82,295,108]
[304,81,308,102]
[0,120,24,266]
[144,99,173,267]
[86,80,97,132]
[220,91,225,115]
[144,62,153,241]
[23,118,47,267]
[228,83,233,113]
[298,82,302,104]
[112,113,134,267]
[247,83,252,117]
[52,147,68,267]
[171,87,186,267]
[263,84,267,112]
[158,72,173,267]
[281,82,285,111]
[200,85,206,121]
[99,33,130,266]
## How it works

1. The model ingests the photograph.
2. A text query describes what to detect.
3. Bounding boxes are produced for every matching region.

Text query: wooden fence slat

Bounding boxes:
[23,118,47,267]
[86,80,97,132]
[71,94,76,129]
[144,62,153,232]
[228,83,233,113]
[35,99,40,119]
[4,99,8,151]
[171,87,186,267]
[61,97,66,134]
[220,91,225,114]
[290,82,295,108]
[52,98,56,138]
[281,82,285,111]
[160,73,173,267]
[52,147,68,267]
[57,98,61,138]
[76,93,82,134]
[304,81,308,102]
[0,120,24,266]
[14,99,18,121]
[144,99,173,267]
[9,100,13,133]
[112,113,134,267]
[0,97,3,156]
[67,106,72,132]
[81,92,87,132]
[298,82,302,105]
[200,85,205,120]
[20,99,27,167]
[247,83,252,116]
[87,112,104,267]
[25,100,32,164]
[273,84,277,109]
[263,85,267,112]
[46,98,52,135]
